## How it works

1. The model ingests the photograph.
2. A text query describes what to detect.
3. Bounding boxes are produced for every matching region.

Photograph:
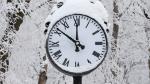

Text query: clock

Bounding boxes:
[46,14,108,75]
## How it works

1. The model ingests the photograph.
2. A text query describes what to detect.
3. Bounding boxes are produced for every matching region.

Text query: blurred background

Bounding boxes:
[0,0,150,84]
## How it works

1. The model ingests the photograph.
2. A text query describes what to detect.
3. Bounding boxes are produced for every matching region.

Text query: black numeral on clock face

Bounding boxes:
[86,19,91,28]
[87,59,92,64]
[92,51,101,60]
[62,58,70,67]
[49,41,59,47]
[92,30,101,35]
[60,20,69,29]
[73,16,80,27]
[75,62,80,67]
[53,50,62,60]
[95,42,103,45]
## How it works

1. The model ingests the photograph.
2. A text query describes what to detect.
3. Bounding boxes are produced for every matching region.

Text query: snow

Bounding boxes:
[46,0,109,32]
[0,0,149,84]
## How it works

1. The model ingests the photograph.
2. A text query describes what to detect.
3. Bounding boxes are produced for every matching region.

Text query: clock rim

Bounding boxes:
[46,13,108,76]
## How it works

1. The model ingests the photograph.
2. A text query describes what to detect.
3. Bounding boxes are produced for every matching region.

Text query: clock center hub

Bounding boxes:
[75,41,85,52]
[75,41,80,45]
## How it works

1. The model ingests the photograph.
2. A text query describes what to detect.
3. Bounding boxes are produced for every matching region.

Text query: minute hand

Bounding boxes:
[57,28,76,43]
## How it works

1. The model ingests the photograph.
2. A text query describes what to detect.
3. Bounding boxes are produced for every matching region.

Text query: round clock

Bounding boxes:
[46,14,108,75]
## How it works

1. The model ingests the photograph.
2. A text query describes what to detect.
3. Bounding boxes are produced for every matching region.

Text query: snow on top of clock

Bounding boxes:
[45,0,109,35]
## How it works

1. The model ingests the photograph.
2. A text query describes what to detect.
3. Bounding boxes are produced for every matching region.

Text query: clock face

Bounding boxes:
[46,14,108,75]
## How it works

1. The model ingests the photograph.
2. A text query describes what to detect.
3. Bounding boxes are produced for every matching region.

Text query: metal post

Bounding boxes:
[73,76,82,84]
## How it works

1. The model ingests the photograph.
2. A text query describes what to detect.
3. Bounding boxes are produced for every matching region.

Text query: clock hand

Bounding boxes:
[74,18,85,51]
[57,28,76,43]
[75,25,85,51]
[57,28,85,52]
[75,26,85,50]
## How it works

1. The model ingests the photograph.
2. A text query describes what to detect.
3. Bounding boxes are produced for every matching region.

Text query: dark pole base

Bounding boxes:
[73,76,82,84]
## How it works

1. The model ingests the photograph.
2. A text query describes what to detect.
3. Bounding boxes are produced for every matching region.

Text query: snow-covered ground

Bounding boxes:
[0,0,150,84]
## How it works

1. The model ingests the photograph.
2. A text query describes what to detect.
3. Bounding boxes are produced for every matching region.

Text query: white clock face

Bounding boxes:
[46,14,108,75]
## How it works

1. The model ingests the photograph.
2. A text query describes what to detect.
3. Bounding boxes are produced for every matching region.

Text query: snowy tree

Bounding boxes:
[0,0,150,84]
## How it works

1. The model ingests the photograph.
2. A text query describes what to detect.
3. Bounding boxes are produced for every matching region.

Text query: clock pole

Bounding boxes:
[73,76,82,84]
